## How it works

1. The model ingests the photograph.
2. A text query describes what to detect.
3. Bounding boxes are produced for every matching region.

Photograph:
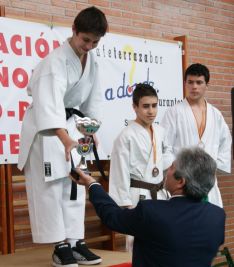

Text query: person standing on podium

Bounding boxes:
[18,6,108,267]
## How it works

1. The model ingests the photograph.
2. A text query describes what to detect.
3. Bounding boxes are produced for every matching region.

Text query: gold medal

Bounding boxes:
[152,166,159,177]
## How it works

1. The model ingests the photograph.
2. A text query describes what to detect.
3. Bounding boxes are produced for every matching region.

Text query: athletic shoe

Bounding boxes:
[52,243,78,267]
[72,240,102,265]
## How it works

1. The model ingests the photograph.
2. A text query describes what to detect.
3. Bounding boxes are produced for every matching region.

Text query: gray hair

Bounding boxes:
[174,147,216,200]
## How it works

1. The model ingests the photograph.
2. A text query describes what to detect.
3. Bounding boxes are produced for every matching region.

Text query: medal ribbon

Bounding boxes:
[150,126,157,166]
[192,104,207,140]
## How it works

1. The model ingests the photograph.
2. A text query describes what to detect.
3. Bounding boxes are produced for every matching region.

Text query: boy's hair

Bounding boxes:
[185,63,210,84]
[133,83,158,106]
[74,6,108,36]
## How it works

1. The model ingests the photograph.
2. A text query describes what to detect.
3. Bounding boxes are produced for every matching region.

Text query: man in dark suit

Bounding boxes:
[74,147,225,267]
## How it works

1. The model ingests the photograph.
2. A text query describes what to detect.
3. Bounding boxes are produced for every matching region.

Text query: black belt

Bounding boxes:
[65,108,108,200]
[130,178,164,200]
[65,108,85,120]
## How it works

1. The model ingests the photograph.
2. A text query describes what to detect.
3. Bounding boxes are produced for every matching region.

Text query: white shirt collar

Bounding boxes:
[169,195,185,199]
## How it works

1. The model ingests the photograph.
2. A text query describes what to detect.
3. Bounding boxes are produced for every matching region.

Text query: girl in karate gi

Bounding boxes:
[18,6,108,267]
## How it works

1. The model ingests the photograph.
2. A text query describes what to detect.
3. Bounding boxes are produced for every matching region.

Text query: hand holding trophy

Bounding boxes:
[71,116,101,179]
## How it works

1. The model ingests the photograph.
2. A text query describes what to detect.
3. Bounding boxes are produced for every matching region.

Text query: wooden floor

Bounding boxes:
[0,246,131,267]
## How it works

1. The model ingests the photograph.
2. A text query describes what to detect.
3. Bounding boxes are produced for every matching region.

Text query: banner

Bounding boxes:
[0,17,183,164]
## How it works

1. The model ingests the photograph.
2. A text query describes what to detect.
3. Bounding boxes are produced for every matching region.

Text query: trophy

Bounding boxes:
[72,116,101,177]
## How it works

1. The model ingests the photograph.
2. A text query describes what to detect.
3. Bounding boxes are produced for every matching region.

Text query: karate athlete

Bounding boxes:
[17,6,108,267]
[161,63,232,208]
[109,83,171,251]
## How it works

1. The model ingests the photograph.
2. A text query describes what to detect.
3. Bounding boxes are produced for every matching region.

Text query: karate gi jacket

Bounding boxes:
[18,39,102,181]
[161,98,232,207]
[109,121,172,206]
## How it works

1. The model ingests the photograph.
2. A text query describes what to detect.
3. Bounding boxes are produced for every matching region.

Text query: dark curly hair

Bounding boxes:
[185,63,210,84]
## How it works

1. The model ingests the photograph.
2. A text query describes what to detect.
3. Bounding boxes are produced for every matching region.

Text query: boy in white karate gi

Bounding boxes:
[18,6,108,267]
[161,63,232,208]
[109,83,171,251]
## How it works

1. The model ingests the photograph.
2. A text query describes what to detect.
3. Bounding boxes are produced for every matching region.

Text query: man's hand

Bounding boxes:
[71,168,96,188]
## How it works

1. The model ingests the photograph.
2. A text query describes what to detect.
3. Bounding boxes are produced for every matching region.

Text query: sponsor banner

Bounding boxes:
[0,17,183,163]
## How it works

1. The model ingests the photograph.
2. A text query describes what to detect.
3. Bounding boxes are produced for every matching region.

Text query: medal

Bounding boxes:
[151,126,159,177]
[191,101,207,149]
[198,140,205,149]
[152,166,159,177]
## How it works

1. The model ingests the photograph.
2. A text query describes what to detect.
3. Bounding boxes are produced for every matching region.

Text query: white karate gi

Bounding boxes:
[109,121,170,251]
[18,39,102,243]
[109,121,170,207]
[161,98,232,208]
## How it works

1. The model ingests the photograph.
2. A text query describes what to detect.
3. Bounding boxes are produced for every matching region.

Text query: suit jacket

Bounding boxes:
[89,184,225,267]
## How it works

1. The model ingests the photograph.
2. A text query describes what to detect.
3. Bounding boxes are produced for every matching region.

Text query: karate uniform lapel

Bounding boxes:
[64,43,94,107]
[199,101,213,148]
[73,52,92,95]
[129,122,153,181]
[143,125,163,183]
[183,99,200,145]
